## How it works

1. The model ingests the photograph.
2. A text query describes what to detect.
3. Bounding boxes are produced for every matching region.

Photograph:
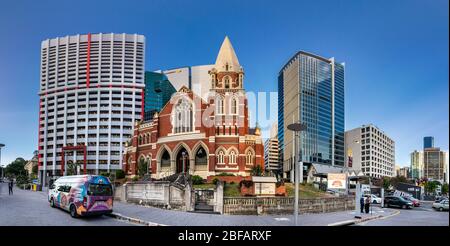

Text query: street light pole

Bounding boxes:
[287,123,307,226]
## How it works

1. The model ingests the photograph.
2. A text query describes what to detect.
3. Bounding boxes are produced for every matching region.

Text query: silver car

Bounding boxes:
[432,199,449,211]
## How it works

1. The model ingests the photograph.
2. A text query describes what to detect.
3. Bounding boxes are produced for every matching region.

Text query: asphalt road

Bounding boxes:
[358,202,449,226]
[0,182,134,226]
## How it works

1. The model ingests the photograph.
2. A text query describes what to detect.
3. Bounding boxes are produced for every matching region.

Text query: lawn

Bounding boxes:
[193,183,216,189]
[224,183,241,197]
[285,183,331,199]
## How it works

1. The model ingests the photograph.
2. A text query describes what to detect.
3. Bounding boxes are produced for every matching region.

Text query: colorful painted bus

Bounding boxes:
[48,175,113,218]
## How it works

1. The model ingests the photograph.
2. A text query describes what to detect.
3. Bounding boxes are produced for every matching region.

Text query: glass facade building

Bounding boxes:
[144,71,176,121]
[423,136,434,149]
[279,51,345,179]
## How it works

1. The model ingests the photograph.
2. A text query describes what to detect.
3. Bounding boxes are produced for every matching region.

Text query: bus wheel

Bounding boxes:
[50,198,55,208]
[70,205,79,218]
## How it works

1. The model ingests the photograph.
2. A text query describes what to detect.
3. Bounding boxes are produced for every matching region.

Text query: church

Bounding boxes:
[122,36,264,179]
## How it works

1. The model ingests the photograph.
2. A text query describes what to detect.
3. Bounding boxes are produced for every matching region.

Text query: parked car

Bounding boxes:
[402,196,420,207]
[48,175,113,218]
[370,194,382,204]
[384,196,413,209]
[435,196,448,203]
[432,199,449,211]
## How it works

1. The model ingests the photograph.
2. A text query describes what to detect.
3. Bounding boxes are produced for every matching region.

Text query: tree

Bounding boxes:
[66,162,76,176]
[32,165,38,175]
[425,181,439,195]
[441,183,448,195]
[251,165,263,176]
[5,158,27,177]
[382,177,391,190]
[138,158,148,177]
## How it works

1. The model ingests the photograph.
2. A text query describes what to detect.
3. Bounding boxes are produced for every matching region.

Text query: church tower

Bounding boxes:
[209,36,248,136]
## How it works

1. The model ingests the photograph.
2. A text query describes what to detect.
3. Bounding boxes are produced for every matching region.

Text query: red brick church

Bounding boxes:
[122,36,264,179]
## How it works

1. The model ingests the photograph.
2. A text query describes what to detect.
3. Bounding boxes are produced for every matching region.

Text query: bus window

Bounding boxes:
[88,184,112,196]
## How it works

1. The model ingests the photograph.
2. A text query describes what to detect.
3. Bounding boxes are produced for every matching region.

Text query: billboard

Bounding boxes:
[327,173,347,189]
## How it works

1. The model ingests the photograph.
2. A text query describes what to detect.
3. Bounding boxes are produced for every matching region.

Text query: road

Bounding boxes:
[0,182,133,226]
[358,202,449,226]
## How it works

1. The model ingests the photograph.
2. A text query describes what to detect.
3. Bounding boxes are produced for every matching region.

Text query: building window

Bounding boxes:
[195,147,207,165]
[173,97,193,133]
[217,150,225,164]
[229,150,237,164]
[231,98,237,114]
[216,96,224,115]
[224,76,230,89]
[161,150,171,167]
[246,150,254,165]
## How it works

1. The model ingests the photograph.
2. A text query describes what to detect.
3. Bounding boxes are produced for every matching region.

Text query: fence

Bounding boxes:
[223,196,355,215]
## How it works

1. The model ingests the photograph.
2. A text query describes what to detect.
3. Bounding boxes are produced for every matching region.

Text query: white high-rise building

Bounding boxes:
[345,124,395,178]
[38,33,145,185]
[264,123,280,173]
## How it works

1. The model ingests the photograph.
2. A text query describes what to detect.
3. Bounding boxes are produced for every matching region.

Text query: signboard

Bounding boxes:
[32,179,39,184]
[327,173,347,189]
[361,184,371,195]
[254,183,276,195]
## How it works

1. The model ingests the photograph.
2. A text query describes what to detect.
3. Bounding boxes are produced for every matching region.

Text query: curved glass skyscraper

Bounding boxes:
[278,51,345,180]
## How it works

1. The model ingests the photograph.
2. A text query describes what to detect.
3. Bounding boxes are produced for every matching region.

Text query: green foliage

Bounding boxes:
[5,158,27,177]
[132,176,139,182]
[191,175,204,185]
[16,174,30,186]
[32,165,38,175]
[115,170,126,179]
[425,181,440,194]
[138,159,149,177]
[239,180,254,188]
[66,162,77,176]
[382,177,391,190]
[100,171,110,177]
[224,183,241,197]
[212,178,219,185]
[251,165,263,176]
[441,183,449,195]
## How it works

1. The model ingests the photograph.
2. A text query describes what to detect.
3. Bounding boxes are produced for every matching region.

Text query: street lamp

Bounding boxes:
[287,122,307,226]
[0,143,5,180]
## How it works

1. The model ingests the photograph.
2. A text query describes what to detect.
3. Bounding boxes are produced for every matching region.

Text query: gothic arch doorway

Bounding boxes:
[176,147,190,173]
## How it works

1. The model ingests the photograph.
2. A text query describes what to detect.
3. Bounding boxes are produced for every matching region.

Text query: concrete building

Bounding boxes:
[278,51,345,181]
[38,33,145,185]
[345,124,395,178]
[264,123,280,174]
[123,36,264,179]
[410,137,448,183]
[396,166,410,178]
[411,150,424,179]
[156,64,214,101]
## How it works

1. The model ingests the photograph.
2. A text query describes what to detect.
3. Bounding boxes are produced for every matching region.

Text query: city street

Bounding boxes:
[1,182,448,226]
[0,182,133,226]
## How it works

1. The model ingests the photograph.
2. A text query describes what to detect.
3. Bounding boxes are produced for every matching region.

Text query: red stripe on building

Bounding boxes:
[86,33,91,88]
[141,88,145,119]
[38,98,42,167]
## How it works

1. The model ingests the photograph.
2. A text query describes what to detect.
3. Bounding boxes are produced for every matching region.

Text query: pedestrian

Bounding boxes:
[365,195,371,214]
[8,179,13,195]
[360,195,365,213]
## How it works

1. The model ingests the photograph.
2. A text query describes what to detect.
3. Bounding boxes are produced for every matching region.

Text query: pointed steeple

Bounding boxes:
[214,36,241,72]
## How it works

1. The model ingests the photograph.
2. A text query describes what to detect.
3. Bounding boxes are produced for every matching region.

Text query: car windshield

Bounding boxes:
[87,183,112,196]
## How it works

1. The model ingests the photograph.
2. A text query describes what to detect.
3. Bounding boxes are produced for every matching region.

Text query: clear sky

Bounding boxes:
[0,0,448,168]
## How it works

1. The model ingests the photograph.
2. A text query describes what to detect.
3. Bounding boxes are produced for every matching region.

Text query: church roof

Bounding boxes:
[214,36,241,72]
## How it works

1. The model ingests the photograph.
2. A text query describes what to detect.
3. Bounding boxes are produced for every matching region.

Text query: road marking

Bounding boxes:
[274,217,290,221]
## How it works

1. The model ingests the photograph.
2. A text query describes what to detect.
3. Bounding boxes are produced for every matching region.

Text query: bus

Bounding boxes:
[48,175,113,218]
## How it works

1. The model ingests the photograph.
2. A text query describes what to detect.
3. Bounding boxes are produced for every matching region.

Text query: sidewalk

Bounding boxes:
[110,201,396,226]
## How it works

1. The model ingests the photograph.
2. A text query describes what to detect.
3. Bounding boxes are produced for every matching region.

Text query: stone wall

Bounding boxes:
[223,196,355,215]
[116,181,193,211]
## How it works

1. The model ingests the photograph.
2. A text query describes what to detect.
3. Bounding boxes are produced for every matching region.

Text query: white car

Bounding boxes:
[432,199,449,211]
[369,194,382,204]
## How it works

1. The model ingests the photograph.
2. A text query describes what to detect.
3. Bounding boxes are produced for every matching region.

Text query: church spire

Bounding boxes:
[214,36,241,73]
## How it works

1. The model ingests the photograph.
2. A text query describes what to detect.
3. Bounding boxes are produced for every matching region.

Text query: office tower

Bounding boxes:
[265,123,280,173]
[345,124,396,178]
[278,51,344,180]
[143,71,176,121]
[423,136,434,149]
[38,33,145,185]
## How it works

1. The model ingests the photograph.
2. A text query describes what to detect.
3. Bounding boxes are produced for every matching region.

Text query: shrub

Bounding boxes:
[276,180,284,188]
[230,181,235,185]
[191,175,205,185]
[239,180,254,188]
[132,176,139,182]
[100,172,110,177]
[212,178,220,185]
[251,165,263,176]
[115,170,126,179]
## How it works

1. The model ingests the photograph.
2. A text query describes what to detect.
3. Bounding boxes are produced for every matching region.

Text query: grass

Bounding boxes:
[193,183,216,189]
[285,183,331,199]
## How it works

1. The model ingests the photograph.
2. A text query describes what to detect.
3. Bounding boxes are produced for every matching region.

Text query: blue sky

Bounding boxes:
[0,0,448,167]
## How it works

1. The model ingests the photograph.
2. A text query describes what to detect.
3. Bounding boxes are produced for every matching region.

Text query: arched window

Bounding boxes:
[229,150,237,164]
[161,150,171,167]
[224,76,230,89]
[195,147,207,165]
[217,150,225,164]
[173,98,193,133]
[246,150,254,165]
[231,98,237,114]
[138,135,143,145]
[216,96,224,115]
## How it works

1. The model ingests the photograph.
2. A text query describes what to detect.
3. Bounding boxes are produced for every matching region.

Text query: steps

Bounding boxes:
[194,201,217,214]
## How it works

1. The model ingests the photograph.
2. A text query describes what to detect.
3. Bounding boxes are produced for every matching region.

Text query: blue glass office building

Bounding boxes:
[144,71,176,121]
[278,51,345,179]
[423,136,434,149]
